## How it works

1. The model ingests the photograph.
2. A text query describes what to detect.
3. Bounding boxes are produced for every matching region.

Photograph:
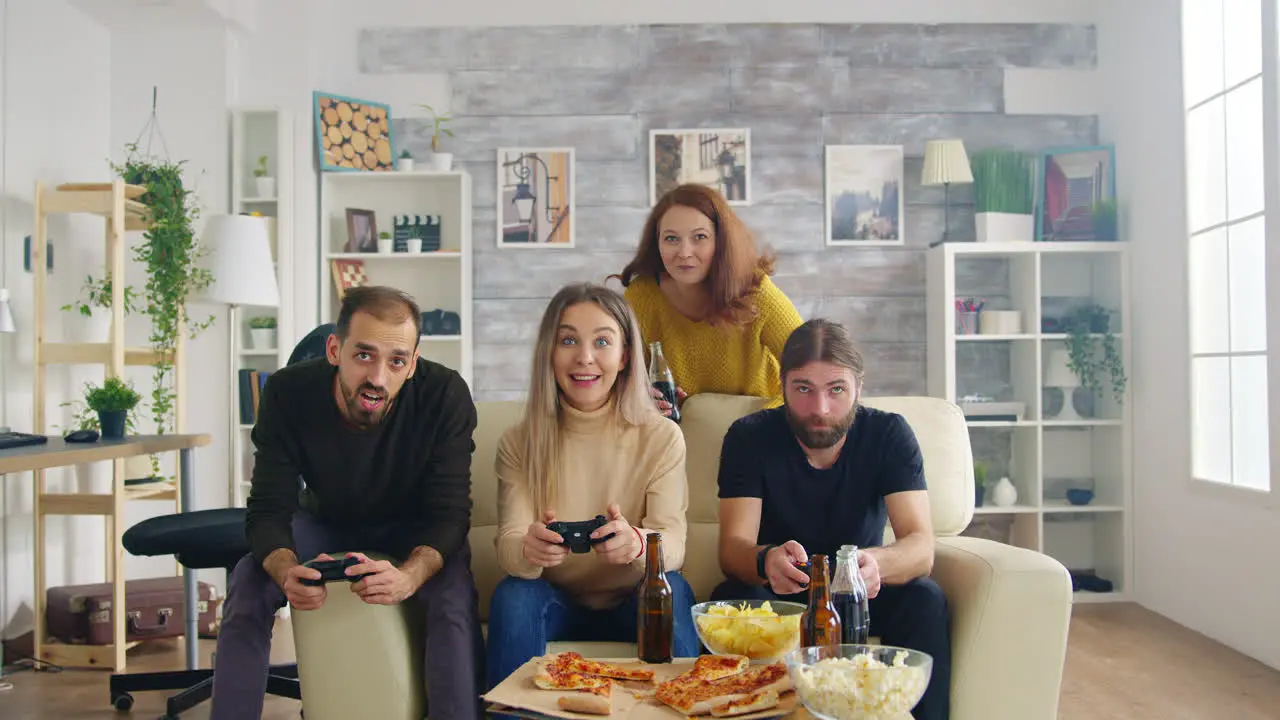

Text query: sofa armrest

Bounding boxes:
[932,536,1073,720]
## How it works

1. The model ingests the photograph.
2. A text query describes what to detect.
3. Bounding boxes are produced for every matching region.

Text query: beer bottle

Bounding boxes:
[800,554,842,648]
[637,532,674,663]
[648,341,681,423]
[831,545,870,644]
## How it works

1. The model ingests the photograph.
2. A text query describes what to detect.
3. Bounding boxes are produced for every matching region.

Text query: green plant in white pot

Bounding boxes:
[415,104,454,170]
[971,149,1034,243]
[85,377,142,440]
[248,315,277,350]
[253,154,275,199]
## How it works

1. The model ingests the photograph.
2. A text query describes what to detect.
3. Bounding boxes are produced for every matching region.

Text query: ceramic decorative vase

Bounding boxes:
[990,476,1018,507]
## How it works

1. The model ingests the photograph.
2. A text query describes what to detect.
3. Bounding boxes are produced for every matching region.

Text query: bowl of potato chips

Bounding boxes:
[691,600,805,662]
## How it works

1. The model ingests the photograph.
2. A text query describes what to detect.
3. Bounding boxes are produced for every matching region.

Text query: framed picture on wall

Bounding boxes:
[344,208,377,253]
[313,91,394,172]
[649,128,750,206]
[824,144,905,246]
[496,147,576,249]
[1035,145,1118,241]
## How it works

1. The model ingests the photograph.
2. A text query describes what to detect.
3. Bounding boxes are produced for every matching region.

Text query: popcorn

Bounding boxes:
[791,651,928,720]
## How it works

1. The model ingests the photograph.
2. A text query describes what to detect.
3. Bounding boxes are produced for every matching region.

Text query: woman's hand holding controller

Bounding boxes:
[523,510,570,568]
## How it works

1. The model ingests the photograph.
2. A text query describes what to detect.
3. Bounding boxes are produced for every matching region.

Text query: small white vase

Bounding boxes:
[406,238,423,253]
[255,176,276,199]
[975,212,1033,243]
[249,328,276,350]
[990,476,1018,507]
[429,152,453,171]
[397,157,414,172]
[377,239,393,254]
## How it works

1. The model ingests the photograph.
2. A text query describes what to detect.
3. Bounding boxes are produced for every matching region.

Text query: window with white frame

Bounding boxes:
[1183,0,1271,492]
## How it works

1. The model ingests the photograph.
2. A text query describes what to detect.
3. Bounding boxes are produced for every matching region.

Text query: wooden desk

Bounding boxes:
[1,433,211,671]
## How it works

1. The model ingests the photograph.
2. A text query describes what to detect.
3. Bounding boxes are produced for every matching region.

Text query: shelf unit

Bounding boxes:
[317,170,473,388]
[30,180,186,670]
[228,107,294,507]
[926,241,1132,603]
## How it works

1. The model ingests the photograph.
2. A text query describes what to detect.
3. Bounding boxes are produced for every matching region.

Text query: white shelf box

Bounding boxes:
[1043,511,1125,599]
[1042,424,1125,508]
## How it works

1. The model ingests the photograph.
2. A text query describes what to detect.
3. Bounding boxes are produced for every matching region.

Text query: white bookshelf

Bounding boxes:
[926,241,1132,603]
[317,170,473,389]
[228,107,294,508]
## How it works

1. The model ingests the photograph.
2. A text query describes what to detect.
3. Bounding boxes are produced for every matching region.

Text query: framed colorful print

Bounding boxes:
[824,144,905,246]
[649,128,750,206]
[496,147,576,249]
[1035,144,1117,241]
[313,91,394,172]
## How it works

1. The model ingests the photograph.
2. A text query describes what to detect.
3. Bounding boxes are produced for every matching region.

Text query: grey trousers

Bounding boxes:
[209,512,485,719]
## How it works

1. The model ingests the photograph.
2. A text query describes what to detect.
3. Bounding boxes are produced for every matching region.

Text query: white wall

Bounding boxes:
[1097,0,1280,671]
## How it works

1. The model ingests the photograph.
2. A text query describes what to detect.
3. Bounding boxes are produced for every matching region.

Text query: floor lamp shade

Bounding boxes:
[199,215,280,307]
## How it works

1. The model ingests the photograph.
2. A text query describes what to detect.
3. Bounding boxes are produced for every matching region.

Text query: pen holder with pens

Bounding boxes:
[955,298,984,335]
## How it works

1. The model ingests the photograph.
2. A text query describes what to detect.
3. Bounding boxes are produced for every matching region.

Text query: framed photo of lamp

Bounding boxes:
[649,128,750,206]
[824,144,905,246]
[496,147,575,249]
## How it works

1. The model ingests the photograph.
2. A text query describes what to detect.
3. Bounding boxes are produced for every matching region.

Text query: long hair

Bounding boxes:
[780,318,867,401]
[520,282,657,514]
[609,183,776,327]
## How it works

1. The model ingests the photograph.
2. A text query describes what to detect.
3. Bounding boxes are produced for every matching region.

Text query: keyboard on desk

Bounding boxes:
[0,431,50,449]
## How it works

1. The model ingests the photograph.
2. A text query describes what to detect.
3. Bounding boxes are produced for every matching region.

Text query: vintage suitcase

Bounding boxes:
[46,576,221,646]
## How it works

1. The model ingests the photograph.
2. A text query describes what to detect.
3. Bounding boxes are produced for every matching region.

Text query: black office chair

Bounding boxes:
[108,324,335,718]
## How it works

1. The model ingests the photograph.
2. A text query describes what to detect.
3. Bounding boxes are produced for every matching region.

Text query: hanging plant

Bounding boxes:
[1062,304,1127,405]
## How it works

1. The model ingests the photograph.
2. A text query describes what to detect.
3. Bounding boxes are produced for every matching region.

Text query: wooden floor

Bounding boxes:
[2,603,1278,719]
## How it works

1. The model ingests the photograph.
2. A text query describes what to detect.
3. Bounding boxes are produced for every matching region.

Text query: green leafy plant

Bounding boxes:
[61,275,140,317]
[378,230,391,240]
[1063,304,1127,405]
[85,376,142,413]
[249,315,276,329]
[415,104,454,152]
[1091,199,1118,240]
[253,154,269,178]
[105,143,216,438]
[400,149,412,159]
[973,460,989,488]
[970,149,1033,214]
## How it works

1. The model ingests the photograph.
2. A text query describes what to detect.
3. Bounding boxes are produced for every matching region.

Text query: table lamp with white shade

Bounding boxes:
[196,215,279,506]
[922,138,975,248]
[1044,346,1082,421]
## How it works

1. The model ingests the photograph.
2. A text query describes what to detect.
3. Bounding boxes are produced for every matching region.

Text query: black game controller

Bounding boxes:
[299,555,372,587]
[546,515,615,554]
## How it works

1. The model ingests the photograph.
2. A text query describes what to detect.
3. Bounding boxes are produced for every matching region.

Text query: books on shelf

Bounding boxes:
[237,369,272,425]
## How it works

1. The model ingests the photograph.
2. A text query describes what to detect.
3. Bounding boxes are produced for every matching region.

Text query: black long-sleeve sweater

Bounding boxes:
[245,357,477,565]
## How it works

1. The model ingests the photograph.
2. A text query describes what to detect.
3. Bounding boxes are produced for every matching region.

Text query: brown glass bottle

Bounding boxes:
[800,554,842,648]
[637,532,674,663]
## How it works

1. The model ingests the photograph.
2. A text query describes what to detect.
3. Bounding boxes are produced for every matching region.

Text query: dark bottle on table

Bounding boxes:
[648,341,681,423]
[832,545,871,645]
[637,532,673,663]
[800,553,842,648]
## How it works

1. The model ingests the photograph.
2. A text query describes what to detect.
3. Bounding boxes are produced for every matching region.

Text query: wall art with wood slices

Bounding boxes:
[313,91,395,172]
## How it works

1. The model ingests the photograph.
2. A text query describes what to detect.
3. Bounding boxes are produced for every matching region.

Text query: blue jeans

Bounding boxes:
[485,572,699,690]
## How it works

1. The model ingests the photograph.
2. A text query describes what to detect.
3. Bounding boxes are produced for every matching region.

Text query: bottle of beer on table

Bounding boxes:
[637,531,673,663]
[832,545,871,644]
[648,341,681,423]
[800,553,842,648]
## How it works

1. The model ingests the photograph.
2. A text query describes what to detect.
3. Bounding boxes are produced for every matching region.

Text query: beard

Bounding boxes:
[785,403,856,450]
[338,375,391,428]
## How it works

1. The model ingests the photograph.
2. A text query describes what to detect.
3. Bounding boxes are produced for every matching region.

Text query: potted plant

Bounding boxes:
[397,149,414,172]
[85,377,142,439]
[1091,199,1118,241]
[973,461,988,508]
[415,104,454,170]
[60,275,140,342]
[248,315,277,349]
[1063,304,1127,407]
[377,230,393,254]
[970,149,1034,243]
[253,154,275,198]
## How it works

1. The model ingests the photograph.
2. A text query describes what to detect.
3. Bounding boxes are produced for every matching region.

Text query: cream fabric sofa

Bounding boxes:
[469,393,1074,720]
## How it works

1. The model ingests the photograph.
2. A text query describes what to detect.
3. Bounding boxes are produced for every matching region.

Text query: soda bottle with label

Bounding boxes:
[648,341,681,423]
[637,532,674,663]
[832,545,871,644]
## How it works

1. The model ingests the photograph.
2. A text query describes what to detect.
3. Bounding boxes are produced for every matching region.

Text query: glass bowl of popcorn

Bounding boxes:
[784,644,932,720]
[691,600,805,663]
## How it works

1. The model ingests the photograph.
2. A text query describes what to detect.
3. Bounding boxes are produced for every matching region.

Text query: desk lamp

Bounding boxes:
[922,139,975,248]
[196,215,279,506]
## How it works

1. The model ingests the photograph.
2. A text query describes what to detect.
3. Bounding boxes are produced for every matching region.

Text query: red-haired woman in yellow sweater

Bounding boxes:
[611,184,804,413]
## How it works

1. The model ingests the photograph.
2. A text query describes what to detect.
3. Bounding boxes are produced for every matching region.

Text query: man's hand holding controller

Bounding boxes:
[264,549,330,611]
[765,540,811,595]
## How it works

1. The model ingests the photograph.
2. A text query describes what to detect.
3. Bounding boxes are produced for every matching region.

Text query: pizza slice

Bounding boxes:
[557,682,613,716]
[539,652,655,683]
[656,662,793,715]
[710,688,780,717]
[533,655,612,691]
[675,654,750,683]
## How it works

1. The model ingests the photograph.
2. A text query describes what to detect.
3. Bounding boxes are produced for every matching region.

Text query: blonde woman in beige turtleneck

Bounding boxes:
[486,282,697,690]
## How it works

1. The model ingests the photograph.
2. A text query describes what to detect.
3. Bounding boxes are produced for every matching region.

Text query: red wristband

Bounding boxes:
[632,526,645,560]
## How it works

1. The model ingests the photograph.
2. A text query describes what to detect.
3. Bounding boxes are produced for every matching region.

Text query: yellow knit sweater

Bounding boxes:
[624,274,804,407]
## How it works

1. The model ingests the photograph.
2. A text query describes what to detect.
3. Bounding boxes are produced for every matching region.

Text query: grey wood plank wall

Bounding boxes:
[359,23,1097,402]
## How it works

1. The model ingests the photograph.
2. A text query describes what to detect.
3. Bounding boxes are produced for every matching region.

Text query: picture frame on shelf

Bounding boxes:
[344,208,377,253]
[1034,144,1117,242]
[649,128,750,206]
[824,144,905,247]
[313,91,394,172]
[496,147,575,249]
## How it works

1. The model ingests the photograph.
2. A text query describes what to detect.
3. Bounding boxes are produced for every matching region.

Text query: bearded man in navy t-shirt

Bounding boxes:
[712,318,951,720]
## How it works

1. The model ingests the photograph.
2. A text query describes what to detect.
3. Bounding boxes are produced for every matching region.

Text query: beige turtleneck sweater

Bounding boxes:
[494,402,689,609]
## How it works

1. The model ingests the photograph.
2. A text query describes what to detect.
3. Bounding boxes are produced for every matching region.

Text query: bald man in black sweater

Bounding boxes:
[210,286,483,720]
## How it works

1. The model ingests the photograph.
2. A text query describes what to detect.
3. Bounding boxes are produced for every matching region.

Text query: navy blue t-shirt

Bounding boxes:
[716,405,927,561]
